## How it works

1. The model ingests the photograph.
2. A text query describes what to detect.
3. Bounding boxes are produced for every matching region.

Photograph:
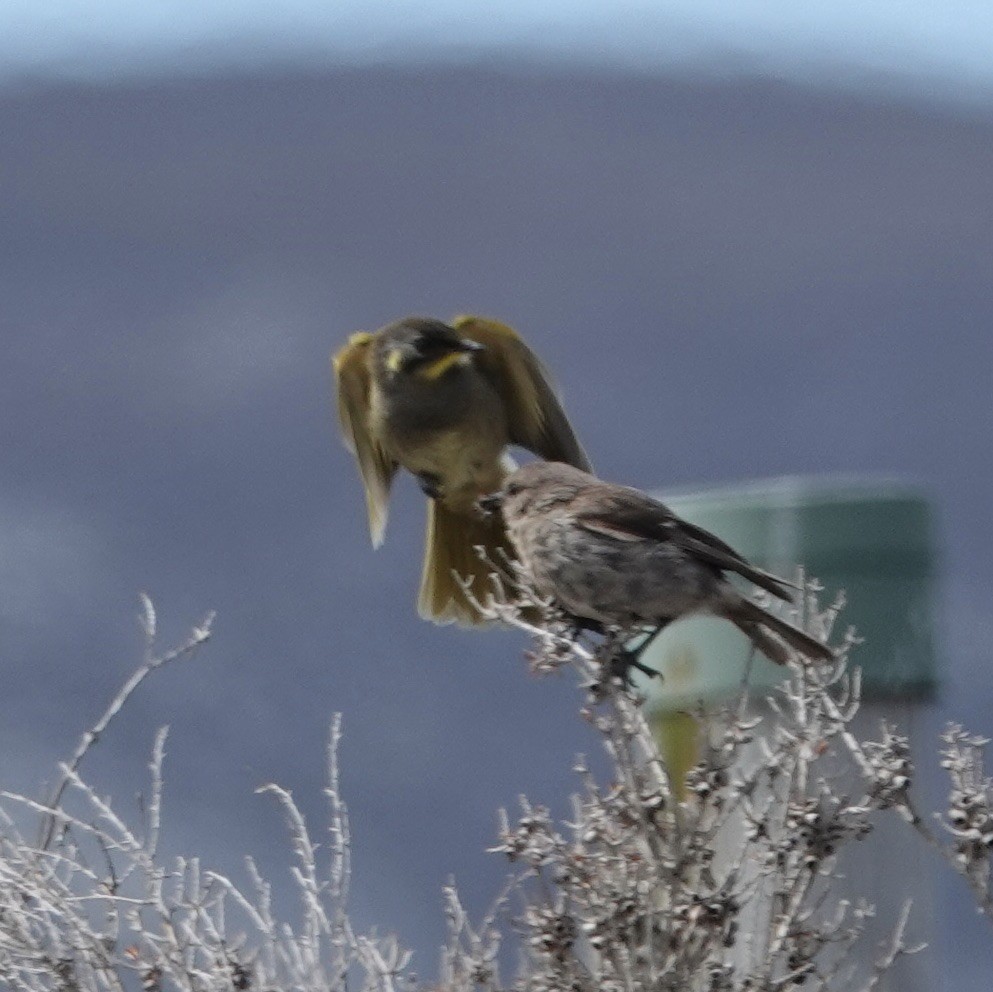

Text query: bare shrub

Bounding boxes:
[1,582,991,991]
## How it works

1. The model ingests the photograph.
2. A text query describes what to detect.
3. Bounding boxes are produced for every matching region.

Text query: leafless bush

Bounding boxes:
[0,599,412,992]
[1,583,991,992]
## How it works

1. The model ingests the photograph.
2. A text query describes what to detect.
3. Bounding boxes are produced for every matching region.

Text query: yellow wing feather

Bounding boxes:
[451,315,592,472]
[332,333,397,547]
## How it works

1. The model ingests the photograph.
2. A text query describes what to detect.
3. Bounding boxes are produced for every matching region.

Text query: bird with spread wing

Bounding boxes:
[333,315,591,625]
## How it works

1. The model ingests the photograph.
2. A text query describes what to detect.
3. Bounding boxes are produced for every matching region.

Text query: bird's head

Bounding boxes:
[479,461,592,520]
[377,318,484,380]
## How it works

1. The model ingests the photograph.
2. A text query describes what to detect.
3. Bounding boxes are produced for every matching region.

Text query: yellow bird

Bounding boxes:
[333,315,591,624]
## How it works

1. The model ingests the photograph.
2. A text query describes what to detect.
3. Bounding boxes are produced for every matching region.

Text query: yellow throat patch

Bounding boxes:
[415,351,469,381]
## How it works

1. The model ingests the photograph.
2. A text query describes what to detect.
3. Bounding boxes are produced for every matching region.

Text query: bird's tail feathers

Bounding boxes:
[419,502,514,626]
[725,597,834,665]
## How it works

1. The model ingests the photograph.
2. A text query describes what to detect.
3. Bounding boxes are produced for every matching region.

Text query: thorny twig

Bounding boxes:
[1,581,991,991]
[2,606,413,992]
[39,596,215,851]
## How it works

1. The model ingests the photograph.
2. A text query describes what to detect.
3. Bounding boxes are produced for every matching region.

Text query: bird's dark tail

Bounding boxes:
[724,597,834,665]
[418,501,515,626]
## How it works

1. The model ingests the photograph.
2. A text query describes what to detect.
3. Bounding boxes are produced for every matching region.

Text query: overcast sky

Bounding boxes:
[5,0,993,106]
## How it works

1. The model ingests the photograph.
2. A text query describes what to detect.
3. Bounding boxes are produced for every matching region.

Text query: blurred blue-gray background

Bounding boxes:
[3,3,993,987]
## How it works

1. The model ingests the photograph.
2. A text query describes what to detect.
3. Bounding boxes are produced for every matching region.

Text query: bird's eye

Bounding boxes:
[417,334,446,353]
[506,483,522,496]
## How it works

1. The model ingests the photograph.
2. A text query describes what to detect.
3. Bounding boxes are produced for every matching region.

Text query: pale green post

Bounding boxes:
[639,475,938,712]
[639,476,939,991]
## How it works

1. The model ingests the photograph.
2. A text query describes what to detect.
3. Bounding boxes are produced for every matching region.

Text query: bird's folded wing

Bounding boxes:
[575,486,793,602]
[452,315,592,472]
[332,333,397,547]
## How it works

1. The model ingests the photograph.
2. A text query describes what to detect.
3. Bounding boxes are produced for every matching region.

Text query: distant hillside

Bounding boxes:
[3,66,992,982]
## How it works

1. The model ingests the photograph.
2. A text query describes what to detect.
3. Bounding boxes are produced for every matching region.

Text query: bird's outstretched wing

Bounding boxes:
[452,315,592,472]
[575,483,794,602]
[332,332,397,547]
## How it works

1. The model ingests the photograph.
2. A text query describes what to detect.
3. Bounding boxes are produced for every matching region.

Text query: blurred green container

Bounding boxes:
[640,476,939,712]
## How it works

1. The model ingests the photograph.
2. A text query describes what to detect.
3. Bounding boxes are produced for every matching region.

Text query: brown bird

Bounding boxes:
[481,461,834,665]
[333,316,591,625]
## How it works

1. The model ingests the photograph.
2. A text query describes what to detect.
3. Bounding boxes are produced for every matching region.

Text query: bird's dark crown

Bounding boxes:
[377,317,482,376]
[491,461,594,516]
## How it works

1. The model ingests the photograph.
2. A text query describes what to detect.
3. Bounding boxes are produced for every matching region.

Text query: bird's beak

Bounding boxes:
[477,491,503,516]
[457,339,485,353]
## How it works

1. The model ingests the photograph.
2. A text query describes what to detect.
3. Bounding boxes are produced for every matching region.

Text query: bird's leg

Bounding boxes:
[630,622,668,660]
[552,610,666,684]
[415,471,444,500]
[546,610,664,686]
[607,620,670,685]
[607,651,661,685]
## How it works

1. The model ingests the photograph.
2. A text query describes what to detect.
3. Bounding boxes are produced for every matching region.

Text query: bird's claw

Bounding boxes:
[606,648,661,688]
[600,621,670,688]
